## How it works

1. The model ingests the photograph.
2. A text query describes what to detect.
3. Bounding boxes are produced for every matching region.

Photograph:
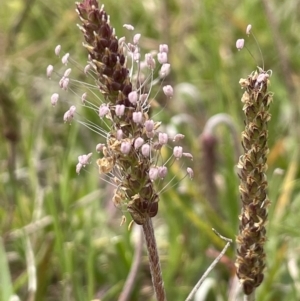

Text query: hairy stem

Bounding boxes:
[142,217,167,301]
[118,226,143,301]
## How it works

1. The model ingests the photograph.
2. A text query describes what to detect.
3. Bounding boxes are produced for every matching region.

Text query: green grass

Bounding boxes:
[1,0,300,300]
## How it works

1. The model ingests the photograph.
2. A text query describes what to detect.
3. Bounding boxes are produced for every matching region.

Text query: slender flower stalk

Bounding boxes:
[48,1,192,300]
[235,64,273,297]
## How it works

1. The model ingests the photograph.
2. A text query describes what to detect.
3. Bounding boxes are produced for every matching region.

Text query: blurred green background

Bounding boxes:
[1,0,300,300]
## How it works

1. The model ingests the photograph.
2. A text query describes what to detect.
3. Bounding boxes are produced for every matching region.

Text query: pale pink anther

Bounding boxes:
[183,152,193,160]
[173,134,185,142]
[96,143,105,152]
[61,77,70,90]
[99,104,110,118]
[84,64,91,74]
[51,93,59,106]
[173,146,183,159]
[163,85,174,98]
[63,68,72,77]
[121,141,131,154]
[78,153,92,166]
[236,39,245,51]
[158,133,168,145]
[145,120,154,132]
[128,91,138,105]
[141,144,150,157]
[159,63,171,77]
[157,52,168,64]
[146,131,155,139]
[159,44,169,53]
[123,24,134,31]
[133,33,141,44]
[76,163,83,174]
[149,167,158,181]
[134,137,144,149]
[64,106,76,122]
[187,167,194,179]
[246,24,252,36]
[256,73,269,84]
[133,112,143,124]
[81,92,87,104]
[61,53,70,65]
[145,53,156,69]
[158,166,168,179]
[55,45,61,56]
[46,65,54,78]
[116,129,123,140]
[115,104,125,116]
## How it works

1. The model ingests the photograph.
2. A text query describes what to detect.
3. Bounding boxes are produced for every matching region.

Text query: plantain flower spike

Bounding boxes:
[74,0,191,226]
[235,66,273,295]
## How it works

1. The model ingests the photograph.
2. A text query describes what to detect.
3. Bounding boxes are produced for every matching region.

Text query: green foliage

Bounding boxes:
[1,0,300,300]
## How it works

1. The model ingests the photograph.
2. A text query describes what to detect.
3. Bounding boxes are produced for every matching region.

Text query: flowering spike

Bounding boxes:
[235,68,273,295]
